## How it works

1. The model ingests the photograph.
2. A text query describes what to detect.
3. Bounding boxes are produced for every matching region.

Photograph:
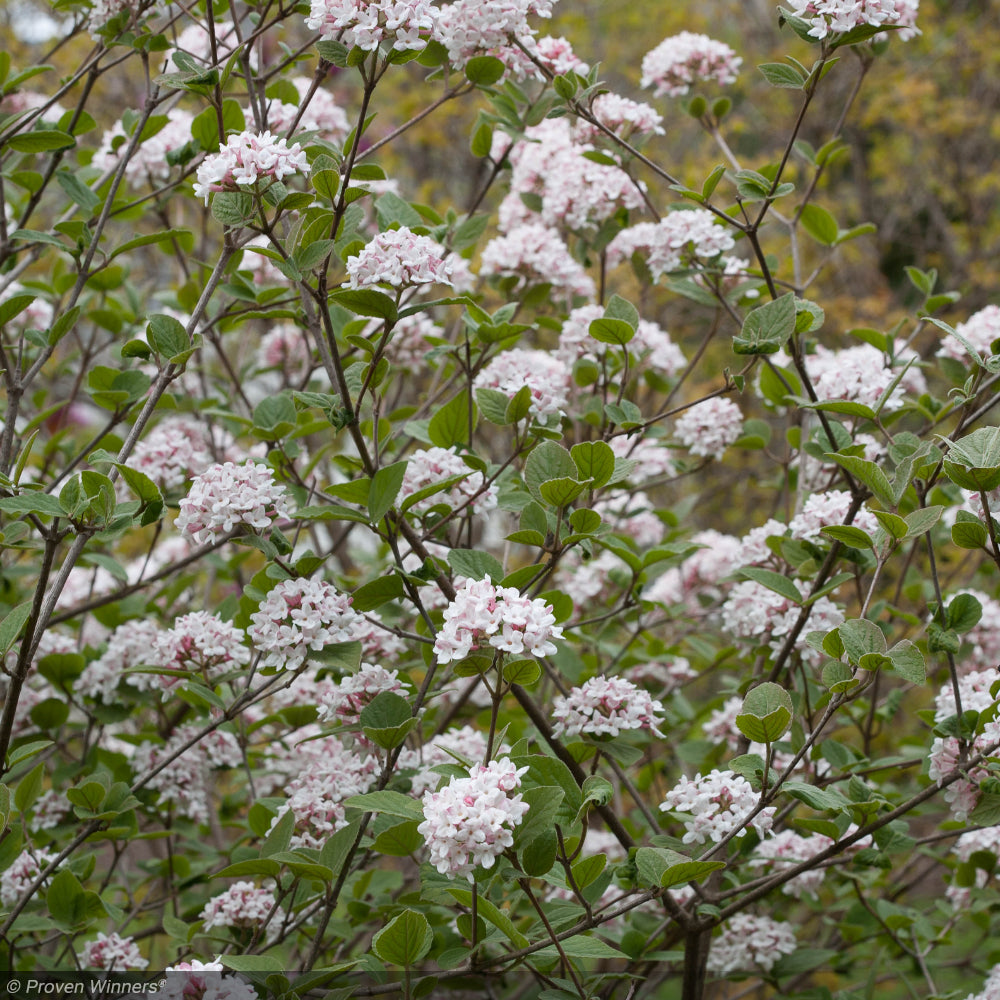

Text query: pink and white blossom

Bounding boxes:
[152,611,250,689]
[473,347,571,420]
[418,757,530,880]
[345,227,454,289]
[479,223,595,298]
[0,848,56,907]
[788,490,881,543]
[607,211,736,281]
[674,397,743,460]
[92,109,195,187]
[399,446,498,516]
[263,78,350,142]
[176,460,293,543]
[77,932,148,970]
[784,0,902,40]
[640,32,742,98]
[316,662,405,724]
[305,0,436,51]
[433,577,563,664]
[661,769,776,845]
[937,304,1000,363]
[249,577,361,670]
[552,675,665,738]
[192,131,309,204]
[706,913,796,975]
[200,882,286,943]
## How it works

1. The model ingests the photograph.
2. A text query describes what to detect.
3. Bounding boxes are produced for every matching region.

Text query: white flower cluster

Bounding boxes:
[674,397,743,460]
[706,913,797,975]
[158,966,258,1000]
[317,662,404,724]
[640,31,742,98]
[607,211,736,281]
[77,932,148,970]
[434,0,555,77]
[928,720,1000,821]
[132,725,242,824]
[432,577,564,664]
[0,848,56,907]
[176,460,293,543]
[947,826,1000,908]
[479,223,596,298]
[152,611,251,689]
[418,757,530,880]
[305,0,436,51]
[199,882,286,943]
[579,92,665,142]
[344,227,454,289]
[127,416,232,492]
[77,619,162,701]
[88,0,129,35]
[92,109,195,188]
[270,735,378,848]
[534,35,589,77]
[495,119,647,234]
[750,829,834,897]
[167,20,254,68]
[660,769,776,845]
[249,577,361,670]
[800,343,920,411]
[399,446,498,516]
[192,130,309,204]
[256,323,313,378]
[473,347,571,420]
[965,965,1000,1000]
[788,489,881,543]
[938,304,1000,362]
[552,676,665,738]
[784,0,901,40]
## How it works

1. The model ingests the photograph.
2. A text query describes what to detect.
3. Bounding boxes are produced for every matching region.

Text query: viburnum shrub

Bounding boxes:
[3,0,1000,997]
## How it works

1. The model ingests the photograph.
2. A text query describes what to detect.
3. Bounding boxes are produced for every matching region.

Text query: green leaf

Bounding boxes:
[446,888,528,949]
[947,593,983,634]
[733,292,796,355]
[146,313,189,361]
[838,619,887,663]
[887,640,925,684]
[873,509,907,541]
[221,956,285,973]
[820,525,875,550]
[903,506,942,539]
[502,658,541,686]
[570,441,615,489]
[758,62,806,88]
[588,318,635,346]
[351,575,406,612]
[634,847,725,890]
[56,171,99,213]
[210,191,256,227]
[464,56,506,87]
[330,288,399,322]
[476,388,512,425]
[373,819,423,857]
[524,441,577,503]
[372,909,433,967]
[369,460,408,523]
[428,391,476,449]
[735,681,794,743]
[738,567,802,604]
[539,477,589,508]
[0,602,32,657]
[14,762,45,814]
[215,858,282,879]
[537,936,628,961]
[799,204,839,245]
[953,519,988,550]
[520,827,558,876]
[782,780,848,810]
[943,426,1000,492]
[447,548,504,583]
[0,491,66,518]
[604,294,639,331]
[344,790,424,821]
[822,660,859,694]
[825,453,895,507]
[7,129,76,153]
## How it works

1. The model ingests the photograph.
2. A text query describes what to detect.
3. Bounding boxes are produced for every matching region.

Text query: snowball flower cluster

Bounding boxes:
[433,577,563,664]
[965,965,1000,1000]
[305,0,436,51]
[176,461,293,543]
[640,32,742,98]
[397,725,489,796]
[317,662,404,724]
[479,223,596,298]
[77,932,148,970]
[418,758,530,880]
[199,882,286,943]
[660,769,776,844]
[706,914,797,974]
[433,0,555,77]
[192,131,309,204]
[264,78,350,142]
[801,343,911,411]
[607,211,736,281]
[750,829,834,898]
[789,489,881,542]
[398,446,498,516]
[0,848,56,907]
[77,619,162,701]
[674,397,743,459]
[345,227,454,289]
[152,611,251,688]
[249,577,361,670]
[928,720,1000,821]
[784,0,902,40]
[551,676,665,738]
[473,348,571,420]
